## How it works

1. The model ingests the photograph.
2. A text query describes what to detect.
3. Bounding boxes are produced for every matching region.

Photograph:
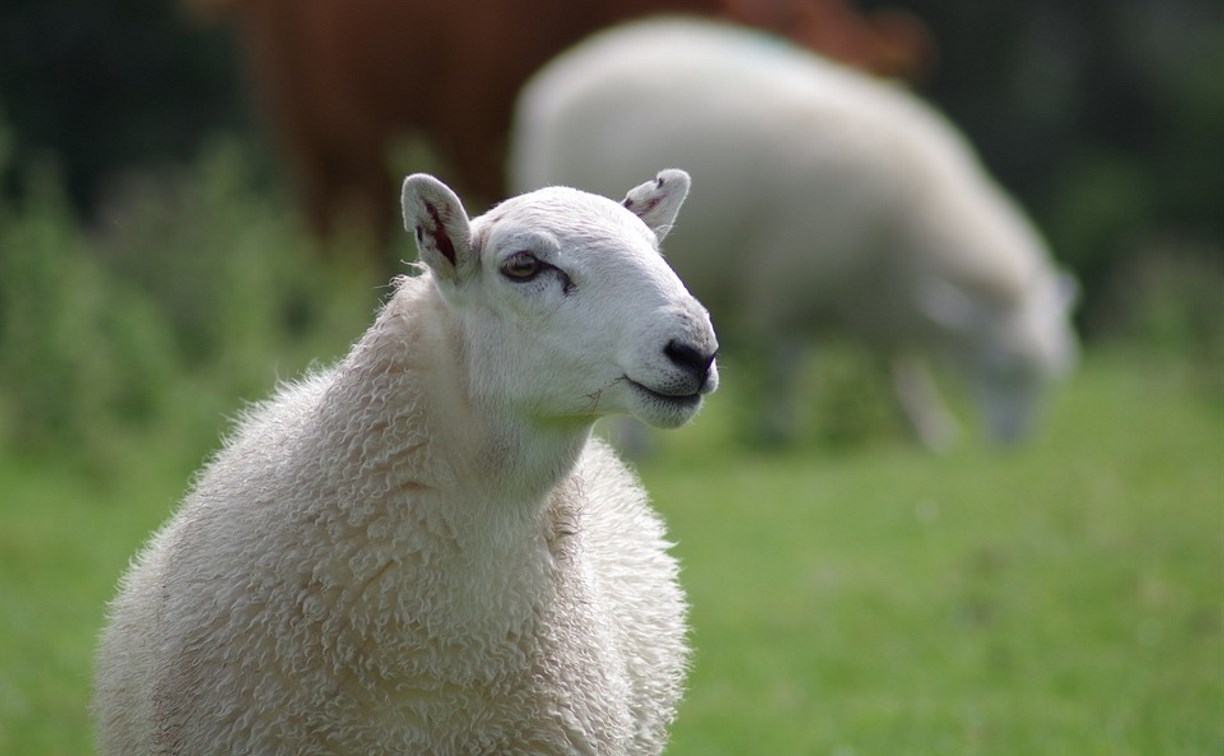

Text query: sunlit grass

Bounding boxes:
[648,352,1222,754]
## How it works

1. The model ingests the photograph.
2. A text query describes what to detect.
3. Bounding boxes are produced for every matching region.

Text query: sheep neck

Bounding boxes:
[332,276,593,553]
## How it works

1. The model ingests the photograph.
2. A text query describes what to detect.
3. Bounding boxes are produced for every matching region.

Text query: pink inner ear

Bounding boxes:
[623,196,661,213]
[422,200,457,266]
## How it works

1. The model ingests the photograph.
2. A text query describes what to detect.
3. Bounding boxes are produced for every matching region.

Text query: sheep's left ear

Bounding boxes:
[402,174,475,283]
[622,169,690,242]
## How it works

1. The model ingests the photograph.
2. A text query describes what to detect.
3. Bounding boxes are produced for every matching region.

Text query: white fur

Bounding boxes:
[511,17,1078,447]
[93,172,717,754]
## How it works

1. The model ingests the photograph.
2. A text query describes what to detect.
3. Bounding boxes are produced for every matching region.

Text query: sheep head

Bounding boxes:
[401,170,718,431]
[917,271,1079,443]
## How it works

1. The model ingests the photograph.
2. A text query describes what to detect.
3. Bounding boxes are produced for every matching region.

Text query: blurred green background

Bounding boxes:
[0,0,1220,753]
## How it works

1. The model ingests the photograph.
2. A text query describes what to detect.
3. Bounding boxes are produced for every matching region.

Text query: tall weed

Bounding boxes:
[0,164,174,462]
[0,141,384,470]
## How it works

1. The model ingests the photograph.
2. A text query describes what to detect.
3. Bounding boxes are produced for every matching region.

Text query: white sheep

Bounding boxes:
[511,17,1078,448]
[93,170,718,755]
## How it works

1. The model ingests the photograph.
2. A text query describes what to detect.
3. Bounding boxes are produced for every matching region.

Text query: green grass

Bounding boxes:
[1,349,1219,754]
[649,352,1223,754]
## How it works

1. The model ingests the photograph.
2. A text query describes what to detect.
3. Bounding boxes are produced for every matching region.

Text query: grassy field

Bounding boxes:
[653,351,1222,754]
[0,344,1219,754]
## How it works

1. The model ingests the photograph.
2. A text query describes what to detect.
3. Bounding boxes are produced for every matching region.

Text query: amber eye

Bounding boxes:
[501,251,543,281]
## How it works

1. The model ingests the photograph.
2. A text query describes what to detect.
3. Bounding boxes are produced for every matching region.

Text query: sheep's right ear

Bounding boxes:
[622,169,690,242]
[402,174,475,283]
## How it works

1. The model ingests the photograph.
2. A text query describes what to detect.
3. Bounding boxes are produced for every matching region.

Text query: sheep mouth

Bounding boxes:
[626,379,704,407]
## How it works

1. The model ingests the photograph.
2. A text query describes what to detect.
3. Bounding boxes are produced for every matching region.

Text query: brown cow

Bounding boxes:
[188,0,933,248]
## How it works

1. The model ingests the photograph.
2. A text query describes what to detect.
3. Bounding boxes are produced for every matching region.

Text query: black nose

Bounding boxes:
[664,339,716,384]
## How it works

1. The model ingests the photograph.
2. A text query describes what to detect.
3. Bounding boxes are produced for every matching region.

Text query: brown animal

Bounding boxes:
[188,0,933,246]
[723,0,936,81]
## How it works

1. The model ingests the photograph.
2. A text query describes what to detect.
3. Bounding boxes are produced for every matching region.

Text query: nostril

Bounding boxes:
[664,339,716,378]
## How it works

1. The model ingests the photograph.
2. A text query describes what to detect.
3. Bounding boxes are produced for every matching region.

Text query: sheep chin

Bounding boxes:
[625,382,705,429]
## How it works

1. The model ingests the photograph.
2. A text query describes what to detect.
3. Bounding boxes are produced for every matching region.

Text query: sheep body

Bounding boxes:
[94,172,716,754]
[511,18,1077,446]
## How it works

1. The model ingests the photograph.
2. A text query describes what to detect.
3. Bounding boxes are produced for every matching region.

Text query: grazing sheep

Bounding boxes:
[511,17,1078,448]
[93,170,718,754]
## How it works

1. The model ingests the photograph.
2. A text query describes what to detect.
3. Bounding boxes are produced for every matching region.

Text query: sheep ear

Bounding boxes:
[401,174,475,283]
[622,169,690,242]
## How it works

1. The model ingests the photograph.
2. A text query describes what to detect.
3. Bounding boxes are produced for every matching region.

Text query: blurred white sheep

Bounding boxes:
[511,17,1078,449]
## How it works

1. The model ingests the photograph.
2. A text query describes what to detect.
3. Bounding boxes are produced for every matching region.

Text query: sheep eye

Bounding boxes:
[501,251,543,281]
